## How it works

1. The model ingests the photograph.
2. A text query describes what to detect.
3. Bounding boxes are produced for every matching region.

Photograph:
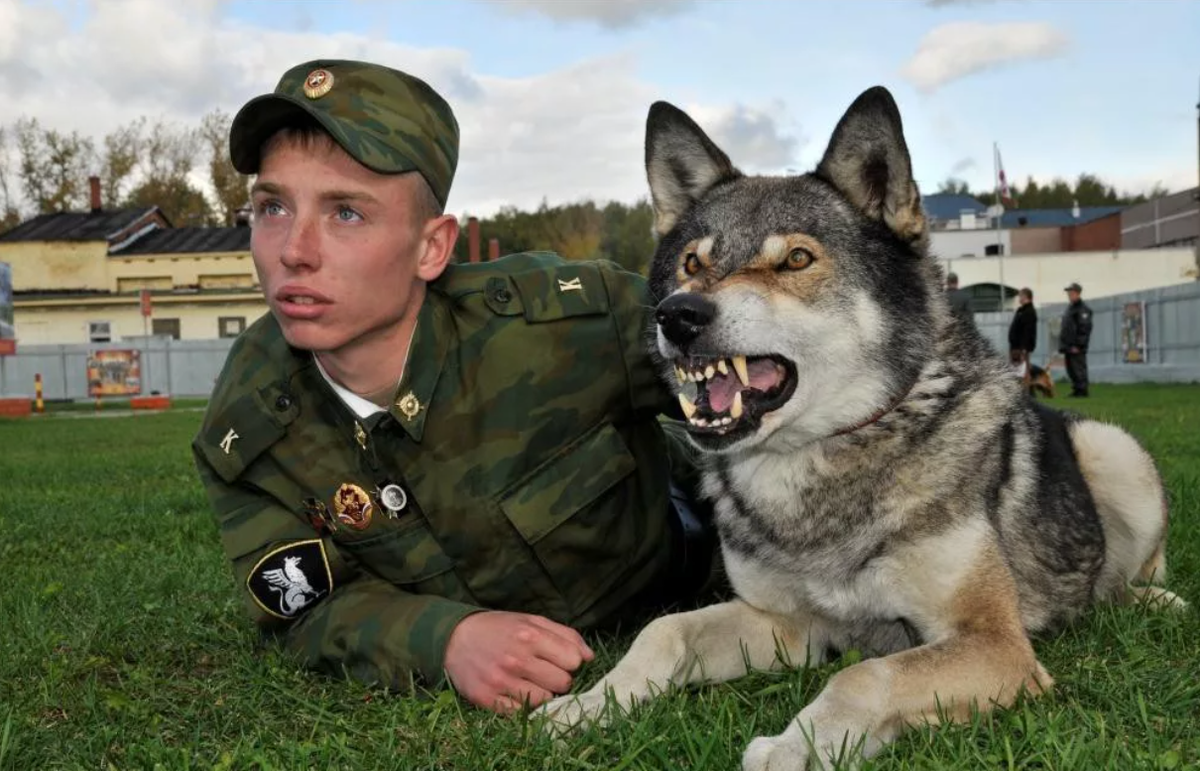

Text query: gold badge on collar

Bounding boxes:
[332,483,373,530]
[303,68,334,99]
[396,392,421,421]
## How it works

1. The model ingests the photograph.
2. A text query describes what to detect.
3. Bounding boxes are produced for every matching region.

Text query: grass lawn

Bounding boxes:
[1,384,1197,770]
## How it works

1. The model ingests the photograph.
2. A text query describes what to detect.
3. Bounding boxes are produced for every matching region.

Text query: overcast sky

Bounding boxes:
[1,0,1197,218]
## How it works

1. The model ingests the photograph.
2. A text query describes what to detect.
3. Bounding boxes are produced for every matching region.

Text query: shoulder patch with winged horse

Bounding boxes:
[247,540,333,620]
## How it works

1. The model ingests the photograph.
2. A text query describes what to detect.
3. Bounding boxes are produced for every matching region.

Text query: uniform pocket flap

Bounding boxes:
[500,422,637,545]
[195,391,291,484]
[512,262,610,323]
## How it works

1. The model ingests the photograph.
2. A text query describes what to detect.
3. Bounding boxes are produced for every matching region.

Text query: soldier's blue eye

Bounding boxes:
[337,206,364,223]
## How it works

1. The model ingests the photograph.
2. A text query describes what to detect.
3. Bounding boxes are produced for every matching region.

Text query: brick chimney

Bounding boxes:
[467,216,480,263]
[487,237,500,262]
[89,176,102,212]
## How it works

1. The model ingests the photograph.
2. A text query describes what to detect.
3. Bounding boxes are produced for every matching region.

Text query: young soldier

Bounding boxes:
[192,60,713,715]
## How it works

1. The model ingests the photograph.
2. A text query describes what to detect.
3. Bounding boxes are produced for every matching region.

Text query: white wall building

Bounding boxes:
[938,247,1197,309]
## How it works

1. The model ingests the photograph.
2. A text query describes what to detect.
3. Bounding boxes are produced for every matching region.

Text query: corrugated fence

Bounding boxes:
[975,281,1200,383]
[1,282,1198,400]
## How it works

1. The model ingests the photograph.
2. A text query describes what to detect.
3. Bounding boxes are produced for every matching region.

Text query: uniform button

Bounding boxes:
[275,394,292,411]
[494,288,512,303]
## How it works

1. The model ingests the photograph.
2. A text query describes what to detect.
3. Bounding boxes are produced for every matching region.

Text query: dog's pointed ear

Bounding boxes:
[645,101,741,236]
[816,86,927,246]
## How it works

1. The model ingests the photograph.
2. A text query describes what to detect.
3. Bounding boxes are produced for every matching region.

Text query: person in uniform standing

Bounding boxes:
[192,59,716,715]
[1059,282,1093,397]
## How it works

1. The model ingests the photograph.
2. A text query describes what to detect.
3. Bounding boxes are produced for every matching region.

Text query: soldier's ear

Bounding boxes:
[816,86,927,248]
[416,214,458,282]
[645,101,741,236]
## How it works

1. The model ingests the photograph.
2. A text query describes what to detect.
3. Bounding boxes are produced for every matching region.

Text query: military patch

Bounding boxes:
[396,392,421,420]
[333,483,373,530]
[247,540,332,620]
[303,68,334,99]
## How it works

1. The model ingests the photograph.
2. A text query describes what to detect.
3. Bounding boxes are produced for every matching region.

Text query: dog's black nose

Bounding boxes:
[656,293,716,348]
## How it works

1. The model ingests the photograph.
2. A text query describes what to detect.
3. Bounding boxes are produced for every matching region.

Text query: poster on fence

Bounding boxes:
[0,262,14,355]
[1121,302,1147,364]
[87,349,143,396]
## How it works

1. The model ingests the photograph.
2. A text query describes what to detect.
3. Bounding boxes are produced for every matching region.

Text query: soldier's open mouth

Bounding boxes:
[672,354,798,443]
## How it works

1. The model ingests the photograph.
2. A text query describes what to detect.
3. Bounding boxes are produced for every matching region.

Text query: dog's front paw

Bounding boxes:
[535,690,611,737]
[742,734,809,771]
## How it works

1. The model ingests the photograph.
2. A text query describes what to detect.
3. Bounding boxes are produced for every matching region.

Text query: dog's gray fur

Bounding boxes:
[540,86,1183,770]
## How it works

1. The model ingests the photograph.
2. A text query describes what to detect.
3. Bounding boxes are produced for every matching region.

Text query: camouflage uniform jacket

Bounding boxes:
[193,251,683,692]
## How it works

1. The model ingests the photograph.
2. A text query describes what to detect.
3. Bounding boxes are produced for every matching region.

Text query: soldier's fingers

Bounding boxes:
[489,694,524,715]
[504,681,556,711]
[514,655,574,695]
[525,615,594,660]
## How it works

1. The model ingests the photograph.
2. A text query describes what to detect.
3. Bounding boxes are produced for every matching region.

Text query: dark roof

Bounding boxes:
[0,208,158,243]
[921,194,987,221]
[110,226,251,255]
[1001,206,1123,229]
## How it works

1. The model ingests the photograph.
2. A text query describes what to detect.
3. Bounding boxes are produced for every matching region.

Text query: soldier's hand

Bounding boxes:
[444,611,594,714]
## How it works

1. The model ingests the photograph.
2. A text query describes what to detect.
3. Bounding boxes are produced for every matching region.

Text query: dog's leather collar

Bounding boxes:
[831,388,911,438]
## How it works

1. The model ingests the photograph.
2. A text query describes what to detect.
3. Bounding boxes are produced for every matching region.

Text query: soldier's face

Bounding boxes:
[249,134,448,353]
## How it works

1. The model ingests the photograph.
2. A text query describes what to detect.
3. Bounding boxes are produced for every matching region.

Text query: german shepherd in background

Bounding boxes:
[541,87,1184,769]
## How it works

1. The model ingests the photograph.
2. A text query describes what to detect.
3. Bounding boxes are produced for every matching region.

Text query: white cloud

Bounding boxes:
[901,21,1069,92]
[681,102,802,173]
[0,0,802,220]
[487,0,697,29]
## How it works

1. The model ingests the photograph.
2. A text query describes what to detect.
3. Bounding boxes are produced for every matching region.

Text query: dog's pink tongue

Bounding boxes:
[708,375,739,413]
[706,360,783,413]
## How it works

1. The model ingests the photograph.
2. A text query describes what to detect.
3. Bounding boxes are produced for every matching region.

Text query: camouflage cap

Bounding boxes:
[230,59,459,206]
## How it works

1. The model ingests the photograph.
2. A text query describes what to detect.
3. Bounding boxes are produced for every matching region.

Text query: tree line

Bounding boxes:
[453,199,657,275]
[0,112,249,232]
[0,111,1175,275]
[937,174,1170,209]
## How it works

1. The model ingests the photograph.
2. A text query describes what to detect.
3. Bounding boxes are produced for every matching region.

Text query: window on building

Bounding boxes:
[117,276,173,292]
[984,244,1005,256]
[218,316,246,338]
[88,321,112,343]
[152,318,181,340]
[200,274,256,290]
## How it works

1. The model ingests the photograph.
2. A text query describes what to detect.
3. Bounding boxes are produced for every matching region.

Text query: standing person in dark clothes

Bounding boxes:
[1008,287,1038,389]
[1059,282,1093,397]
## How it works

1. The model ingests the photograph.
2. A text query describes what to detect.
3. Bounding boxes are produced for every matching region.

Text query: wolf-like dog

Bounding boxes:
[540,86,1184,769]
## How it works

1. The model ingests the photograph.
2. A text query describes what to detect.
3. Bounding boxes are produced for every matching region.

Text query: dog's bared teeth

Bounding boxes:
[675,366,686,384]
[705,365,715,380]
[732,355,750,387]
[678,393,697,419]
[731,391,744,419]
[717,359,729,376]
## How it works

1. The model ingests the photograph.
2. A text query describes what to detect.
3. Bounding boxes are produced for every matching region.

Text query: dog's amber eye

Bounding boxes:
[684,252,701,276]
[785,247,814,270]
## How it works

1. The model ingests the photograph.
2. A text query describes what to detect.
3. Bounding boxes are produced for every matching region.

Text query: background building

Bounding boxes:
[0,178,265,345]
[1120,186,1200,250]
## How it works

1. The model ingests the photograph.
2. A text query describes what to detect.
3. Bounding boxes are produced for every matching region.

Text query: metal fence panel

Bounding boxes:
[0,338,235,399]
[975,281,1200,383]
[2,283,1198,399]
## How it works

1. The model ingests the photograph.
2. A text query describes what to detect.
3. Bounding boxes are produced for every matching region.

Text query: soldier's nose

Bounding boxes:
[656,293,716,349]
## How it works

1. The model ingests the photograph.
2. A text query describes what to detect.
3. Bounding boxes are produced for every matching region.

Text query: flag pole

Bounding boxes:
[994,142,1006,312]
